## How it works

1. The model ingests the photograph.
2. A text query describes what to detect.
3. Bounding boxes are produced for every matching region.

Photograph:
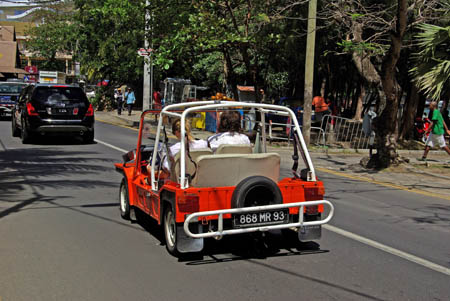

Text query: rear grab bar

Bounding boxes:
[183,200,334,239]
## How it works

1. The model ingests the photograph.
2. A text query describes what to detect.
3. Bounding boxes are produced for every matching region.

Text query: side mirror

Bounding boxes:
[122,149,136,163]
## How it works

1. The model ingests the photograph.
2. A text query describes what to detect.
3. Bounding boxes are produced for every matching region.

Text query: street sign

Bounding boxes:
[138,48,153,56]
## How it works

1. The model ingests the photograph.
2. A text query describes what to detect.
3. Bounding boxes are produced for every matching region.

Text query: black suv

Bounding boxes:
[11,84,95,144]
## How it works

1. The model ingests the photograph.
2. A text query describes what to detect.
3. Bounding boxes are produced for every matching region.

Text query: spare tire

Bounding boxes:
[231,176,283,208]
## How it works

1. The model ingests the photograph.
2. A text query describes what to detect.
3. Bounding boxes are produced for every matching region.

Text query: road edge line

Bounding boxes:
[316,167,450,201]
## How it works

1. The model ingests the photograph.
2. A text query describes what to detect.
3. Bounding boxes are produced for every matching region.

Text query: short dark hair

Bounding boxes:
[218,111,242,133]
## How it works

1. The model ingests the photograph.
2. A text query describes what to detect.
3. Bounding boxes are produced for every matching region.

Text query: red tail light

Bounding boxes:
[85,104,94,116]
[73,107,79,115]
[26,103,39,116]
[177,194,199,213]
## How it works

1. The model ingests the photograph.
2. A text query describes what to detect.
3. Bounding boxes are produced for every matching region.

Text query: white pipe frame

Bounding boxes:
[150,101,317,191]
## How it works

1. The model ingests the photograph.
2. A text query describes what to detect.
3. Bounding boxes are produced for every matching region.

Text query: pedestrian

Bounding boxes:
[153,88,162,110]
[116,88,123,115]
[125,87,136,116]
[312,94,331,125]
[418,101,450,161]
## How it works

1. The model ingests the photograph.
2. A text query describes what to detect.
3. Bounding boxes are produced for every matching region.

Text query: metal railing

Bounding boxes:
[319,115,373,149]
[267,120,325,146]
[183,200,334,239]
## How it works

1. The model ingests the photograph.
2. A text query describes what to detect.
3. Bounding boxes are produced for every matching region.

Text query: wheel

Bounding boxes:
[11,116,20,137]
[163,204,179,256]
[21,119,32,144]
[231,176,283,208]
[119,179,130,219]
[83,130,94,144]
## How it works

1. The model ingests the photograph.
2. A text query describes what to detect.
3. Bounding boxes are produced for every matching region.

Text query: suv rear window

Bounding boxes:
[33,87,88,104]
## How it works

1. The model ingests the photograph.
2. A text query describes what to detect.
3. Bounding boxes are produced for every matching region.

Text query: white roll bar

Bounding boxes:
[150,101,316,190]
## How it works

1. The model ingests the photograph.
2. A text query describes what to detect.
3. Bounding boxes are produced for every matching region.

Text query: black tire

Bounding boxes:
[119,179,130,219]
[21,119,32,144]
[231,176,283,208]
[11,117,20,137]
[83,130,95,144]
[163,204,179,256]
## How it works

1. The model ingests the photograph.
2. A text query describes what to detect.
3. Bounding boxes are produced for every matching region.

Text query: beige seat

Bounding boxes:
[191,153,280,188]
[171,148,213,182]
[215,144,253,154]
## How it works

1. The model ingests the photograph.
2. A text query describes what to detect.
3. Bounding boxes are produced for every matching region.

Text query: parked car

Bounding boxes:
[115,101,334,257]
[0,82,28,118]
[11,83,95,144]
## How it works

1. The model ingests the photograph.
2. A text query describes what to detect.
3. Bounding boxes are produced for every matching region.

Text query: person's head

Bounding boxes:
[218,110,242,133]
[172,119,193,141]
[429,101,437,110]
[118,88,122,94]
[127,87,132,93]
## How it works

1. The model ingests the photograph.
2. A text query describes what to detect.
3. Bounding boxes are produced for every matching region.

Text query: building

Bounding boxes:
[0,1,75,81]
[0,25,27,79]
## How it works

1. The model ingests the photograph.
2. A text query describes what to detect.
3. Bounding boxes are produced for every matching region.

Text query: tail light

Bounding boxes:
[85,103,94,116]
[177,193,199,213]
[73,107,79,115]
[26,102,39,116]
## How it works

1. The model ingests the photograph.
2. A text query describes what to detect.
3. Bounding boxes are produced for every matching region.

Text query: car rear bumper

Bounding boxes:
[35,125,93,133]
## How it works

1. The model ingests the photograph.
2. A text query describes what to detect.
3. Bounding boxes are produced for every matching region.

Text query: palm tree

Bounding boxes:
[410,23,450,100]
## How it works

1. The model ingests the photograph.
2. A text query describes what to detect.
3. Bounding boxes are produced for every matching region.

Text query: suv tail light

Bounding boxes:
[26,103,39,116]
[85,104,94,116]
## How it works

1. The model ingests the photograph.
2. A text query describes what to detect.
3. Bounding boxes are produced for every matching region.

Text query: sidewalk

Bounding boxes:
[95,109,450,199]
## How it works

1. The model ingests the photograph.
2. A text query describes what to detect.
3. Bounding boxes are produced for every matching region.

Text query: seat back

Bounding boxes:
[215,144,253,154]
[171,148,213,182]
[191,153,280,188]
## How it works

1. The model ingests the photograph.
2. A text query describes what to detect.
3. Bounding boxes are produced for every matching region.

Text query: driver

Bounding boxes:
[207,110,250,151]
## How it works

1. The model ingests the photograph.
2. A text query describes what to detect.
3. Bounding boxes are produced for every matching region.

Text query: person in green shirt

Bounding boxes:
[419,101,450,161]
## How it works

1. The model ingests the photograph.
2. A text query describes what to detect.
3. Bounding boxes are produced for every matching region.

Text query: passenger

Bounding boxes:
[162,119,208,171]
[208,110,251,152]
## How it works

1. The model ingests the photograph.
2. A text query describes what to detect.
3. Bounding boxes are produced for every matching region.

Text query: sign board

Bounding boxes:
[24,65,38,74]
[138,48,153,56]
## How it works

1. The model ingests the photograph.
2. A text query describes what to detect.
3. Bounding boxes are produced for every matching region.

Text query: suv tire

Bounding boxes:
[11,117,20,137]
[21,119,32,144]
[83,130,95,144]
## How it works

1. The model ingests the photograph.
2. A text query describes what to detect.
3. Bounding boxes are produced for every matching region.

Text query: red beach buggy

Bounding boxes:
[115,101,334,256]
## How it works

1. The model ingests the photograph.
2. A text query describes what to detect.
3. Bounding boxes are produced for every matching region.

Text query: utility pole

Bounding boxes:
[303,0,317,145]
[142,0,151,111]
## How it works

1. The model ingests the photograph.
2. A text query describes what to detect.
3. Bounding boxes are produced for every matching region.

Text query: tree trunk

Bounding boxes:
[223,48,239,101]
[399,84,419,140]
[369,0,408,168]
[353,82,365,121]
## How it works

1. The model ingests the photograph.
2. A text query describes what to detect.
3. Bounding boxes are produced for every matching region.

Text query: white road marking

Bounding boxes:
[95,139,128,153]
[324,224,450,276]
[96,138,450,277]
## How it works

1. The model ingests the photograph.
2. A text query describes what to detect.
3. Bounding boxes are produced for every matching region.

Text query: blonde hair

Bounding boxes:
[172,119,193,142]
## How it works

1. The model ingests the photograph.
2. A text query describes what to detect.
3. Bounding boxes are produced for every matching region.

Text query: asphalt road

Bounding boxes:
[0,119,449,301]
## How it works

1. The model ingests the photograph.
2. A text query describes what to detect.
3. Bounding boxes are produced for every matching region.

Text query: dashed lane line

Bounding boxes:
[97,138,450,277]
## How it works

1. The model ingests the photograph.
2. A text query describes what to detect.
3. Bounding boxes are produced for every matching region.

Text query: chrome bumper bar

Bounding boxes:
[183,200,334,239]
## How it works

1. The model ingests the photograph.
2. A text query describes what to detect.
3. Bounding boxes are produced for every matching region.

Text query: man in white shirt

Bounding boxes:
[208,110,250,151]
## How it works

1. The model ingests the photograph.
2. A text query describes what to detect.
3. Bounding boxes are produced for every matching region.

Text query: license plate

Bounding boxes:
[59,109,67,113]
[233,209,289,228]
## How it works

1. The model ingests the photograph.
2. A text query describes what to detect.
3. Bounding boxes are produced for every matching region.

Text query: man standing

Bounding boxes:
[153,88,162,110]
[312,94,330,124]
[125,87,136,116]
[116,88,123,115]
[419,101,450,161]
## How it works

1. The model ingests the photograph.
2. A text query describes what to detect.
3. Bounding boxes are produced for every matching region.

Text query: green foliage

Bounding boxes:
[410,23,450,100]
